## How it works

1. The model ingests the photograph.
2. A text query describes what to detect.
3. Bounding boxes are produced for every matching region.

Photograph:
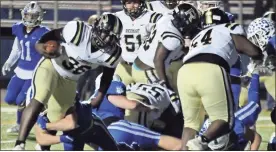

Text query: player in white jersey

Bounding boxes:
[13,14,123,150]
[132,3,200,92]
[145,0,179,14]
[113,0,162,86]
[177,8,263,150]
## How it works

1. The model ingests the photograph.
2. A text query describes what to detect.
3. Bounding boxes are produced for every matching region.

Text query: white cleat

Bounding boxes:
[186,136,208,150]
[6,124,20,133]
[12,143,25,150]
[35,143,42,150]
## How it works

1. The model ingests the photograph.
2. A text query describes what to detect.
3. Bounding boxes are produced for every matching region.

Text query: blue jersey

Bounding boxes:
[92,81,126,120]
[12,22,49,71]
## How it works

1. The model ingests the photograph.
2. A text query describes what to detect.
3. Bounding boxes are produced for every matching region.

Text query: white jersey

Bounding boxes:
[114,10,162,63]
[62,21,122,68]
[127,82,180,127]
[137,15,185,68]
[183,23,246,67]
[51,43,99,81]
[146,1,173,15]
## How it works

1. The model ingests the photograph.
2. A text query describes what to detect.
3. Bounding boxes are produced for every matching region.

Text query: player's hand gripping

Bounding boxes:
[37,115,50,130]
[1,62,12,76]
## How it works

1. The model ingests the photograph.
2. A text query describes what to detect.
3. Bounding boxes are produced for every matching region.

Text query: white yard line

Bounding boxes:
[1,107,17,113]
[258,116,272,121]
[0,140,15,144]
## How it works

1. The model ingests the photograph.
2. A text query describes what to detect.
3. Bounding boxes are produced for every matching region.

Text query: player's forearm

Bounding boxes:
[99,67,115,94]
[154,60,169,86]
[46,117,77,131]
[35,124,60,146]
[6,37,21,66]
[250,131,262,150]
[108,95,138,110]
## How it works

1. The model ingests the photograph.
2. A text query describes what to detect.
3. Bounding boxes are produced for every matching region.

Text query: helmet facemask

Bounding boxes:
[91,14,122,49]
[162,0,179,9]
[122,0,145,19]
[21,1,44,27]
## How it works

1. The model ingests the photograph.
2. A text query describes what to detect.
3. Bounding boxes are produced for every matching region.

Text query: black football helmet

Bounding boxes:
[121,0,145,19]
[201,7,230,28]
[91,14,123,49]
[171,3,201,36]
[161,0,179,9]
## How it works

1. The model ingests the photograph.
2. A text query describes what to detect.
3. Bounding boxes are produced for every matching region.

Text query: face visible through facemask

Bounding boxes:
[125,0,141,18]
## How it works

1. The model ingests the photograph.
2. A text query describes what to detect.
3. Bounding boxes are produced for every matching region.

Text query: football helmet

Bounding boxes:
[121,0,145,19]
[197,0,222,12]
[171,3,201,36]
[201,7,230,28]
[21,1,44,27]
[91,14,123,49]
[263,11,276,22]
[161,0,179,9]
[247,18,275,51]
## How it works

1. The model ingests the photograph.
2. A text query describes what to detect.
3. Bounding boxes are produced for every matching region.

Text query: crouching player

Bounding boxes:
[90,74,182,150]
[199,71,262,150]
[34,99,120,150]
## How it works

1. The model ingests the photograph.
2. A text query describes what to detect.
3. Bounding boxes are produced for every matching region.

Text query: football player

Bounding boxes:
[145,0,179,14]
[1,1,49,133]
[132,3,200,92]
[90,73,182,150]
[199,70,262,150]
[239,17,276,106]
[198,0,241,111]
[13,14,123,150]
[113,0,162,86]
[35,101,121,150]
[177,8,263,150]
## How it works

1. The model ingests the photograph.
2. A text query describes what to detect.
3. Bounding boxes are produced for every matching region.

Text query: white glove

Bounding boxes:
[2,62,12,76]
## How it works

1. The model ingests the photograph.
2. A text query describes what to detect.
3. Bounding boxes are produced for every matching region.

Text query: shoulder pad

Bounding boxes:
[62,21,85,46]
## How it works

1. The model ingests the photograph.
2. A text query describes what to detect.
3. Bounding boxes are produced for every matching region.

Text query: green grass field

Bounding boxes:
[1,103,275,150]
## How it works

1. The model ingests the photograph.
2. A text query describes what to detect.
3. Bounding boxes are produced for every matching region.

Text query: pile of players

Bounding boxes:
[2,0,275,151]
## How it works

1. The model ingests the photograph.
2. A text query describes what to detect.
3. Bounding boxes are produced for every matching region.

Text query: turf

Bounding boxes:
[1,103,275,150]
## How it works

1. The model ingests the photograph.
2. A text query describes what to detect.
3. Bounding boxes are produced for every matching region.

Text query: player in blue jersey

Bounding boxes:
[1,1,49,133]
[90,74,182,150]
[198,71,262,150]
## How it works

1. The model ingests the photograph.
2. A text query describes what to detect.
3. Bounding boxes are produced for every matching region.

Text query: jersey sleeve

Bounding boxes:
[62,21,85,46]
[225,23,246,36]
[161,32,183,51]
[11,22,22,36]
[106,81,126,96]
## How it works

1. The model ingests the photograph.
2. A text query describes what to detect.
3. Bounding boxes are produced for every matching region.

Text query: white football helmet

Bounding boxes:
[199,119,230,150]
[197,0,222,12]
[247,18,275,51]
[21,1,44,27]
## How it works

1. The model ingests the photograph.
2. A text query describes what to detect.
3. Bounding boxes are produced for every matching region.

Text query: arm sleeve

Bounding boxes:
[106,82,126,96]
[6,37,22,66]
